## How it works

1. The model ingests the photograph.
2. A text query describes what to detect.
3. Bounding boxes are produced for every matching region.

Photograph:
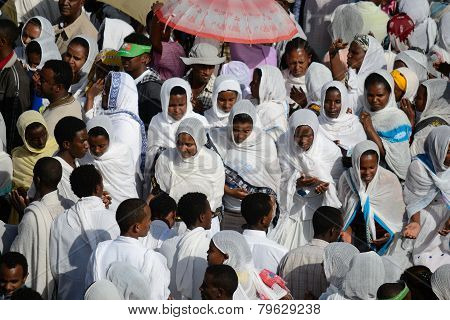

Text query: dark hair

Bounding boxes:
[69,164,102,198]
[25,40,42,56]
[377,281,407,300]
[177,192,209,228]
[11,287,42,300]
[364,73,392,93]
[233,113,253,125]
[43,60,73,90]
[205,265,239,297]
[0,19,20,46]
[400,266,437,300]
[26,18,42,29]
[25,121,45,135]
[361,149,379,161]
[170,86,187,96]
[0,252,28,276]
[68,37,90,56]
[116,198,148,234]
[88,126,109,140]
[312,206,343,236]
[281,37,318,69]
[54,116,86,149]
[149,193,177,220]
[241,193,272,226]
[123,33,152,47]
[33,157,62,189]
[253,68,262,81]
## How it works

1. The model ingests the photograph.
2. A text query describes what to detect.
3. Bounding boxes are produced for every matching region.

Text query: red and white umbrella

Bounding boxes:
[155,0,297,44]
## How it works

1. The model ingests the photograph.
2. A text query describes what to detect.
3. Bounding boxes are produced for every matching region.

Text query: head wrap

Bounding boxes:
[388,13,415,52]
[305,62,333,107]
[395,50,428,82]
[391,69,407,91]
[323,243,360,290]
[431,264,450,300]
[353,34,370,52]
[25,38,61,71]
[395,67,419,102]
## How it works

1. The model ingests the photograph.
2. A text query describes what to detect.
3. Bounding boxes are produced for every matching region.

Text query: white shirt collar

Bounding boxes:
[242,229,267,238]
[134,69,151,85]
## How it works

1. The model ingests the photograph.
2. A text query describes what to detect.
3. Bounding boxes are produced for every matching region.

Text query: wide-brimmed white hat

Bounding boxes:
[181,43,226,66]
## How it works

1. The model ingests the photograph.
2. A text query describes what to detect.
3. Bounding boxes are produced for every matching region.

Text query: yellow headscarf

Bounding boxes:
[12,111,59,190]
[391,69,407,92]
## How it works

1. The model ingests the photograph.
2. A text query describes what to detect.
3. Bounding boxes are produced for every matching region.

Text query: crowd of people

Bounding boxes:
[0,0,449,301]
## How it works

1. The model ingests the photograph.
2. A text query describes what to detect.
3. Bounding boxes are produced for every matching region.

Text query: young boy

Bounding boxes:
[0,252,28,300]
[200,265,238,300]
[377,281,411,300]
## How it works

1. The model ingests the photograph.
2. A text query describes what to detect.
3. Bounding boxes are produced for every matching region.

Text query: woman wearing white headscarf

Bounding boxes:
[204,75,242,128]
[98,18,134,51]
[106,262,153,300]
[394,50,429,82]
[16,16,55,62]
[220,61,252,98]
[269,109,343,250]
[410,79,449,157]
[83,116,138,212]
[319,242,360,300]
[209,230,289,300]
[403,126,450,272]
[341,252,386,300]
[155,117,224,234]
[338,140,405,255]
[145,78,208,195]
[398,0,438,53]
[24,38,61,71]
[250,65,288,142]
[305,62,333,111]
[319,81,367,152]
[360,70,412,180]
[431,264,450,300]
[208,100,281,219]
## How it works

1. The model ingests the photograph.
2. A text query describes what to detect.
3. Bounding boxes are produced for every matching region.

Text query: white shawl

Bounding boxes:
[53,156,78,204]
[318,80,367,151]
[99,18,134,51]
[204,75,242,128]
[364,69,412,180]
[396,67,420,102]
[282,68,306,106]
[25,37,61,71]
[16,15,55,61]
[395,50,429,82]
[338,140,405,255]
[305,62,332,107]
[431,264,450,300]
[0,135,12,196]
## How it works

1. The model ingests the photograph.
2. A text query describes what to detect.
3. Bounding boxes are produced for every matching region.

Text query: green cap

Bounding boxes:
[117,43,152,58]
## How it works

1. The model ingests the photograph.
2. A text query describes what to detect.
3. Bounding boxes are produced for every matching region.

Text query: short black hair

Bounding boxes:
[364,72,392,93]
[377,281,407,300]
[361,149,379,161]
[170,86,186,96]
[241,193,272,226]
[177,192,209,228]
[149,193,177,220]
[69,164,102,198]
[205,265,238,297]
[88,126,109,140]
[123,33,152,47]
[116,198,148,234]
[11,287,42,300]
[43,59,73,91]
[312,206,343,236]
[25,40,42,56]
[0,252,28,276]
[233,113,253,125]
[33,157,62,189]
[400,266,437,300]
[54,116,86,149]
[0,19,19,46]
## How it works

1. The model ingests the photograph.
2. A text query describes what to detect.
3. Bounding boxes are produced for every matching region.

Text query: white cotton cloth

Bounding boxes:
[329,4,364,44]
[353,1,390,44]
[83,116,138,212]
[348,36,387,114]
[16,15,55,61]
[86,236,170,300]
[213,230,288,300]
[381,255,408,283]
[204,74,242,128]
[24,37,61,71]
[269,109,343,250]
[53,156,79,204]
[395,50,429,82]
[342,252,385,300]
[84,280,122,300]
[0,134,12,196]
[255,65,288,142]
[429,11,450,78]
[49,196,119,300]
[338,140,406,255]
[396,67,420,103]
[220,61,252,98]
[305,62,333,107]
[431,264,450,300]
[410,79,449,157]
[209,100,281,212]
[155,117,225,215]
[0,221,17,254]
[404,126,450,271]
[69,36,99,101]
[363,69,412,180]
[106,262,154,300]
[282,68,307,107]
[10,191,68,299]
[318,80,367,151]
[319,242,360,300]
[398,0,438,52]
[99,18,134,51]
[139,220,177,250]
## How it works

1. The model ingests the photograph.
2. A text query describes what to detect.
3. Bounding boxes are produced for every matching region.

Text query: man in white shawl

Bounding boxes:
[204,75,242,128]
[10,157,69,299]
[402,126,450,272]
[86,199,170,300]
[269,109,343,250]
[50,165,119,300]
[155,117,224,234]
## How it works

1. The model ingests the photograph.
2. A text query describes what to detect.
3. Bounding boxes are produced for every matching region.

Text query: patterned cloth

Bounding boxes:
[152,41,185,81]
[183,72,215,112]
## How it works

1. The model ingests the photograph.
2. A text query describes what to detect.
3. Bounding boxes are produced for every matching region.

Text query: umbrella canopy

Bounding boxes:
[155,0,297,44]
[98,0,161,25]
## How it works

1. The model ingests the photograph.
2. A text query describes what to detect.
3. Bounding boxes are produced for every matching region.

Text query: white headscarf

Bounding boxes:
[204,75,242,128]
[342,252,385,300]
[318,80,367,150]
[25,38,61,71]
[16,16,54,60]
[431,264,450,300]
[99,18,134,51]
[0,134,12,197]
[106,262,152,300]
[364,69,412,180]
[340,140,405,255]
[305,62,333,107]
[282,68,307,106]
[84,280,122,300]
[220,61,252,98]
[329,4,364,43]
[396,67,420,102]
[212,230,288,300]
[418,79,450,124]
[429,11,450,77]
[395,50,429,82]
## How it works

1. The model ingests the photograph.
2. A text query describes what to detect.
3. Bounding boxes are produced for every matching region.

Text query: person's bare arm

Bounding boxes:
[150,2,164,54]
[360,112,386,158]
[403,212,421,238]
[329,39,347,81]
